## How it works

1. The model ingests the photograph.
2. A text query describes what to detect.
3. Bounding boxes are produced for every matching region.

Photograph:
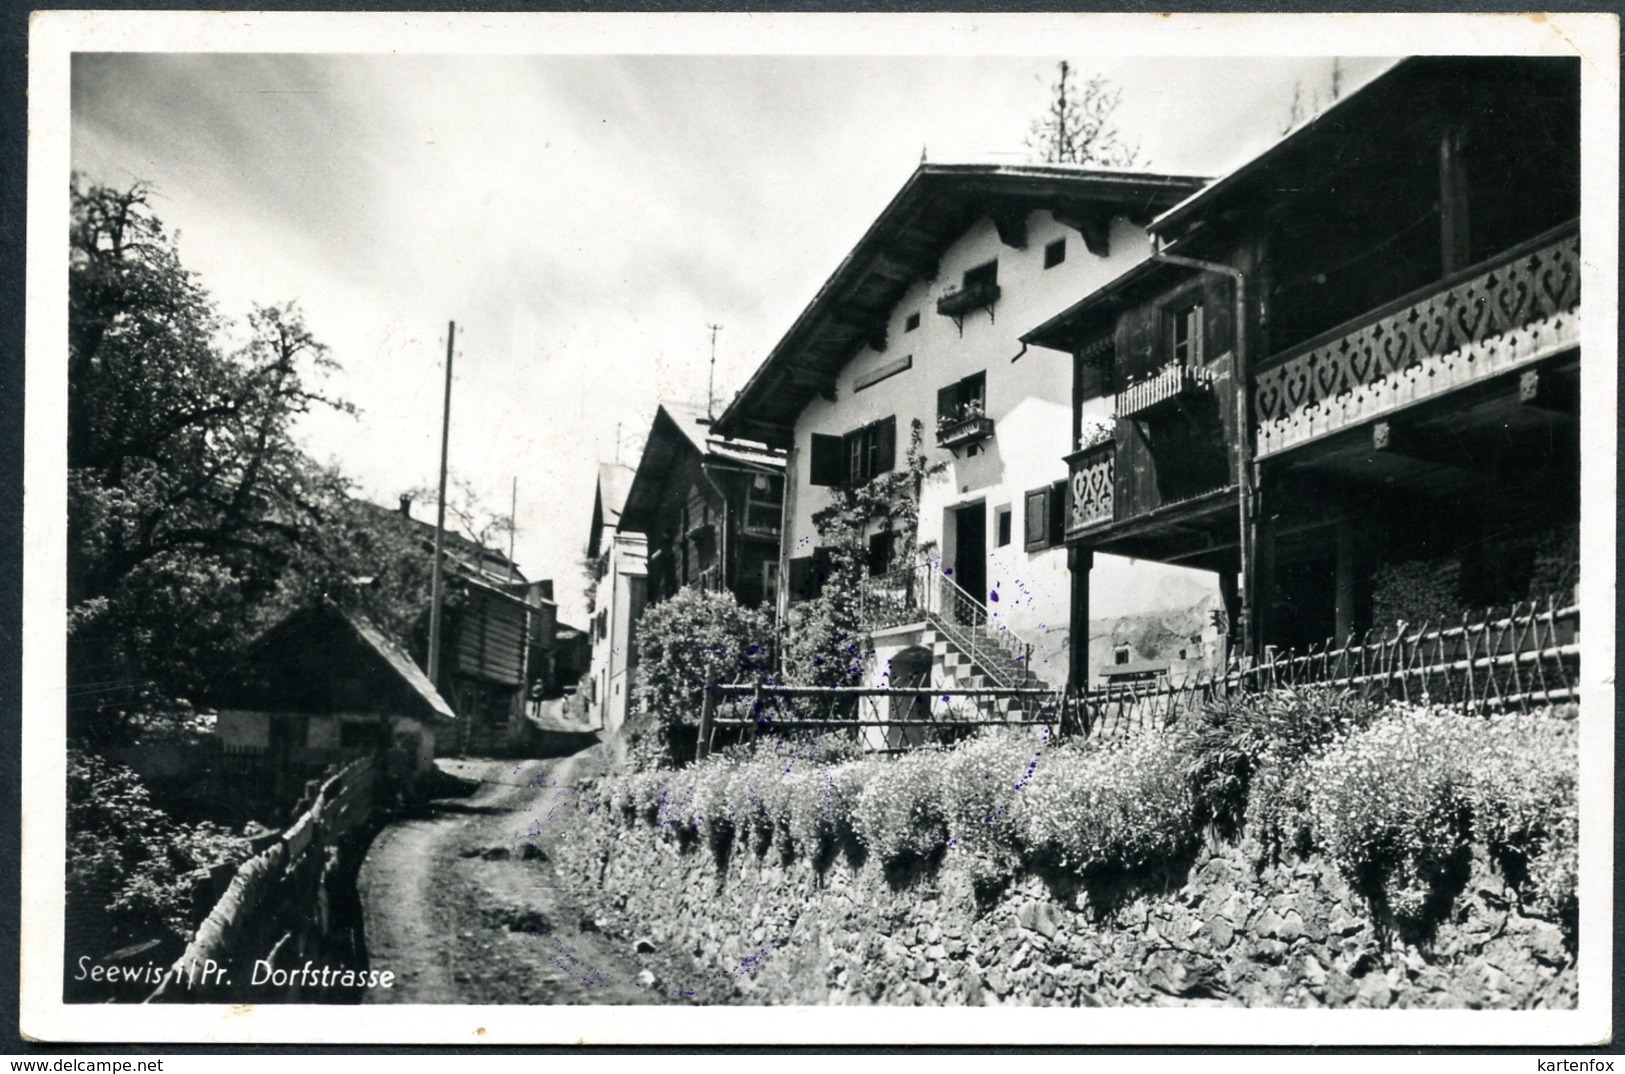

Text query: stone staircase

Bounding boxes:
[924,613,1047,720]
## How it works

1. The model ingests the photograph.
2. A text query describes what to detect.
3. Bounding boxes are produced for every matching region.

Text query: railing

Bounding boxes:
[936,414,995,449]
[1253,222,1580,458]
[857,562,1036,690]
[1063,440,1115,538]
[698,683,1065,758]
[1069,592,1579,743]
[149,756,377,1003]
[1115,360,1214,419]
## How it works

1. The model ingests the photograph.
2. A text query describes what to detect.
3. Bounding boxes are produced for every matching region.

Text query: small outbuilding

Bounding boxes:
[209,602,456,811]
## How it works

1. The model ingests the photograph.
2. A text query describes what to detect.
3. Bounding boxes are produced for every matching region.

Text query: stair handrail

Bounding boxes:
[920,563,1037,690]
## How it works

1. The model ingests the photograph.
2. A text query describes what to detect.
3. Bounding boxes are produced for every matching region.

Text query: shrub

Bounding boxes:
[938,728,1048,881]
[1305,707,1480,925]
[66,747,250,949]
[1464,712,1578,921]
[1019,733,1196,875]
[850,750,950,862]
[1185,686,1379,851]
[632,588,774,767]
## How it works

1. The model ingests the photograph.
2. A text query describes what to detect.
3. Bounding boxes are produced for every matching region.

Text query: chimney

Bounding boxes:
[399,494,413,519]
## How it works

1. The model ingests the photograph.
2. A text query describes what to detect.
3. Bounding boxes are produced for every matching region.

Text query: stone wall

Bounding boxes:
[553,807,1575,1008]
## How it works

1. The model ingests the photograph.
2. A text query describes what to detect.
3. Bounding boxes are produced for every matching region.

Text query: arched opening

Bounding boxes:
[886,646,933,751]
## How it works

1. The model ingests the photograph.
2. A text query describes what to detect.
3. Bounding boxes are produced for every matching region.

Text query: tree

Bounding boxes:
[1027,61,1142,168]
[783,420,941,689]
[1280,58,1345,136]
[68,179,355,722]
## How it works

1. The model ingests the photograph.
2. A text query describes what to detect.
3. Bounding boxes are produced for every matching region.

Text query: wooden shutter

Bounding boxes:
[809,433,844,487]
[937,384,957,425]
[787,556,815,602]
[874,416,897,475]
[1024,487,1050,552]
[1048,481,1067,547]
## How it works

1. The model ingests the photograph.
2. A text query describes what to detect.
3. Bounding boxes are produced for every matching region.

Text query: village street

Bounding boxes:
[357,752,713,1006]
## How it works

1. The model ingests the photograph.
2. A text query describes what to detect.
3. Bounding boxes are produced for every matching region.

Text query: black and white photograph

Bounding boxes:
[20,10,1617,1046]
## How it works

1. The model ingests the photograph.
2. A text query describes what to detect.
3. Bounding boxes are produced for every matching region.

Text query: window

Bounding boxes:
[809,416,896,488]
[936,372,987,428]
[867,530,895,577]
[904,311,920,332]
[1168,301,1204,367]
[742,474,782,536]
[1023,481,1069,552]
[963,260,998,290]
[1178,648,1188,661]
[1044,238,1067,269]
[995,506,1012,548]
[1113,645,1130,666]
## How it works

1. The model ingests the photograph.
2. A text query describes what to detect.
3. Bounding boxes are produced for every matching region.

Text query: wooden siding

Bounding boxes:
[454,587,528,687]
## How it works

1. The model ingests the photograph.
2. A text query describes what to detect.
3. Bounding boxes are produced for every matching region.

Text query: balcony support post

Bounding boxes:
[1067,546,1094,696]
[1151,243,1256,660]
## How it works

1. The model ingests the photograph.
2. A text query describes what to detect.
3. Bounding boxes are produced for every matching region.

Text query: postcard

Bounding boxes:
[21,9,1618,1046]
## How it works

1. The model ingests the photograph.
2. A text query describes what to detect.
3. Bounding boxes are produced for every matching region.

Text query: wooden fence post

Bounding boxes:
[697,687,714,762]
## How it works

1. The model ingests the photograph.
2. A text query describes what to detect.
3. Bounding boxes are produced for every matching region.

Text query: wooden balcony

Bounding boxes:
[1115,361,1215,419]
[1063,440,1115,538]
[1253,222,1580,459]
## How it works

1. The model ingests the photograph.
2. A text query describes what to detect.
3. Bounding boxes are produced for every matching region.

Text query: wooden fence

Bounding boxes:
[147,756,376,1003]
[699,594,1579,758]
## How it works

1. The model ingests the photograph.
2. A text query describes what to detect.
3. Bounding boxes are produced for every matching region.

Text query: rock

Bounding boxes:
[985,968,1012,996]
[1249,938,1289,964]
[520,844,548,861]
[1301,953,1328,988]
[1207,915,1235,951]
[926,944,947,961]
[634,937,658,954]
[1359,974,1394,1009]
[915,959,936,982]
[637,969,658,989]
[579,916,602,933]
[1276,911,1304,942]
[1254,908,1286,939]
[961,972,985,1006]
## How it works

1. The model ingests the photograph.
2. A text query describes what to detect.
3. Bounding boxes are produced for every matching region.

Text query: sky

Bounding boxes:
[70,49,1394,624]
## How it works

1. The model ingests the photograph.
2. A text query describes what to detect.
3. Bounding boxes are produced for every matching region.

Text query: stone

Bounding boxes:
[1249,939,1289,964]
[579,916,602,933]
[1207,915,1235,951]
[1276,910,1305,942]
[986,968,1012,996]
[961,972,985,1006]
[915,959,936,983]
[637,969,658,989]
[945,938,968,958]
[1253,908,1286,939]
[1359,974,1394,1009]
[926,944,947,961]
[1301,953,1328,987]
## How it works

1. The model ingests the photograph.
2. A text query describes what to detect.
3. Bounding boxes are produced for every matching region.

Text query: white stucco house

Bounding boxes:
[716,163,1218,734]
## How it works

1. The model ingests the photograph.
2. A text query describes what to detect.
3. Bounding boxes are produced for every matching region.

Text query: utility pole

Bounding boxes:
[706,323,722,420]
[427,321,456,688]
[508,476,518,584]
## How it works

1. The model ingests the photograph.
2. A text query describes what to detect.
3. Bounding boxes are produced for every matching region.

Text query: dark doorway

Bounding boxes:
[953,502,987,615]
[886,646,933,751]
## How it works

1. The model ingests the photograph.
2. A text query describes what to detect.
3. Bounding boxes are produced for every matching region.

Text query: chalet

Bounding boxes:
[714,162,1209,703]
[585,462,646,735]
[210,602,455,813]
[618,401,787,609]
[1022,57,1581,682]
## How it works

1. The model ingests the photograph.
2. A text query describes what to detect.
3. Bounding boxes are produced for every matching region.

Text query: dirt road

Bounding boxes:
[358,752,706,1005]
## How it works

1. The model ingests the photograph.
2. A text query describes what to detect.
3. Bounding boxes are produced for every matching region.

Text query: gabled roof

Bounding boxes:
[1022,256,1195,354]
[714,162,1208,447]
[1150,56,1574,246]
[355,496,525,587]
[211,601,455,723]
[620,402,785,533]
[587,461,636,558]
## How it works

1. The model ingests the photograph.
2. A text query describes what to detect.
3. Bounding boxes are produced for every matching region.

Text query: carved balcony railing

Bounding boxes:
[1115,361,1214,419]
[1063,440,1115,539]
[1253,222,1580,458]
